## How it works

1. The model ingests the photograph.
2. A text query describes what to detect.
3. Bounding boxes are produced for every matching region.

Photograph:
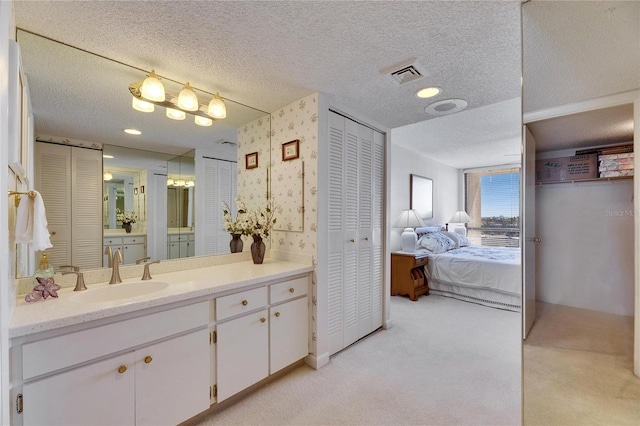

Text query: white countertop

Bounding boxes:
[10,259,313,338]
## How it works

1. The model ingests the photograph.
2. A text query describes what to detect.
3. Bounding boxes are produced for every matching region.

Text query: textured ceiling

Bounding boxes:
[523,1,640,113]
[527,103,635,153]
[14,0,522,131]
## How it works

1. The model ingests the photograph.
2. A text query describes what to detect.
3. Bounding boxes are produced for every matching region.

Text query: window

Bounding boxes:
[464,167,520,247]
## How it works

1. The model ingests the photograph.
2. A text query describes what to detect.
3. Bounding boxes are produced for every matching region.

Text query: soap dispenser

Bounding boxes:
[33,252,54,285]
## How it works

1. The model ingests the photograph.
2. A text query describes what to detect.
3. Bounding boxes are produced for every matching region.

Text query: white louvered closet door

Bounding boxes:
[200,158,237,255]
[327,111,384,356]
[71,146,103,269]
[35,142,71,267]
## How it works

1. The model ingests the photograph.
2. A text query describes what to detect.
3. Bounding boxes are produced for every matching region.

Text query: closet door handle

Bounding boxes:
[364,237,369,241]
[349,239,355,243]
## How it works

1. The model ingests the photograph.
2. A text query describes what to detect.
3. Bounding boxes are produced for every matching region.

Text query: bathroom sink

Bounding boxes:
[71,281,169,303]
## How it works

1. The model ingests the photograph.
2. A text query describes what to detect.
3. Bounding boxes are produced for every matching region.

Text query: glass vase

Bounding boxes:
[250,235,266,264]
[230,233,243,253]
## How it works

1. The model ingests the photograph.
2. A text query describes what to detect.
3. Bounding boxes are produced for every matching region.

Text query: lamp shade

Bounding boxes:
[449,210,471,224]
[131,96,154,113]
[140,70,165,102]
[394,209,425,229]
[194,115,213,127]
[207,93,227,119]
[177,82,199,111]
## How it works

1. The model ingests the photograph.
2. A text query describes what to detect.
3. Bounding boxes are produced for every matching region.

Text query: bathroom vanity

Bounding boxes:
[9,259,313,425]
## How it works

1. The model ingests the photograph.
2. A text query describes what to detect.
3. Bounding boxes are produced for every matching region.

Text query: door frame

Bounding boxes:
[523,89,640,377]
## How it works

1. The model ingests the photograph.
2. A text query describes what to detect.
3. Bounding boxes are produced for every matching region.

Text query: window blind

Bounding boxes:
[464,167,520,247]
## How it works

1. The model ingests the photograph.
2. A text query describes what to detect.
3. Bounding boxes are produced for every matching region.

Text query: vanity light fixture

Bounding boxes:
[129,73,227,126]
[167,177,175,186]
[140,70,165,102]
[175,179,186,187]
[186,180,195,187]
[415,87,441,98]
[208,93,227,119]
[103,171,113,181]
[177,82,199,111]
[124,129,142,135]
[194,115,213,127]
[132,97,154,113]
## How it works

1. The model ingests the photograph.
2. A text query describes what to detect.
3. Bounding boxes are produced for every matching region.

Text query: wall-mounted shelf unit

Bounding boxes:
[536,175,633,186]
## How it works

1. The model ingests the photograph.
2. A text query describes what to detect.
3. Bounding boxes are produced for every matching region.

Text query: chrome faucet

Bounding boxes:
[109,250,123,284]
[141,260,160,281]
[104,246,113,268]
[59,265,87,291]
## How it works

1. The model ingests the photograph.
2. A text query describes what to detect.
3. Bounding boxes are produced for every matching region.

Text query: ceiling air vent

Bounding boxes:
[381,58,428,86]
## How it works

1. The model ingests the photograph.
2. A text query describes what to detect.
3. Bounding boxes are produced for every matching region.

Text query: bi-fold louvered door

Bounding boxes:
[327,111,384,356]
[35,142,102,269]
[198,158,237,256]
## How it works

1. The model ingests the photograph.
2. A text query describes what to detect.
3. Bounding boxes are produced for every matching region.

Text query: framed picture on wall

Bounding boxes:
[410,174,434,220]
[246,152,259,169]
[282,139,300,161]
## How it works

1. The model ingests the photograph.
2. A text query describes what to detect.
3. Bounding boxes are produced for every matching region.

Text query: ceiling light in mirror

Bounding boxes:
[103,171,113,181]
[132,96,154,113]
[124,128,142,135]
[167,177,175,186]
[177,82,199,111]
[208,93,227,119]
[103,154,114,159]
[140,70,165,102]
[175,179,186,187]
[416,87,441,98]
[186,180,195,187]
[194,115,213,127]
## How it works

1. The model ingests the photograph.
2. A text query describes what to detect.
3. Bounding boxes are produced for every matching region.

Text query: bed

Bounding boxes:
[415,228,521,311]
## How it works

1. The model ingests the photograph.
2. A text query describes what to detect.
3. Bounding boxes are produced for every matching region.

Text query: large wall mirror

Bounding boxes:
[16,29,271,277]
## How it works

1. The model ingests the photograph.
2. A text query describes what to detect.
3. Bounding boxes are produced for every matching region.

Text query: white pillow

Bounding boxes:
[443,231,470,248]
[418,232,456,253]
[415,226,443,234]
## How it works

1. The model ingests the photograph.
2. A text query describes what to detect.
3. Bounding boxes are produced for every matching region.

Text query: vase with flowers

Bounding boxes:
[116,209,137,233]
[222,198,276,263]
[221,200,248,253]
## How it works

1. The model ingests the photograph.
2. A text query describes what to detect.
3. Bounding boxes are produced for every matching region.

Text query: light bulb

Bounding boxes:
[207,93,226,119]
[166,107,186,120]
[194,115,213,127]
[175,179,186,187]
[131,96,154,113]
[177,82,199,111]
[167,178,175,186]
[140,70,165,102]
[186,180,195,187]
[103,171,113,181]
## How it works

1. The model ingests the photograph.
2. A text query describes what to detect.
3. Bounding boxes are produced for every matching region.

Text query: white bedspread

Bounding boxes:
[425,246,521,297]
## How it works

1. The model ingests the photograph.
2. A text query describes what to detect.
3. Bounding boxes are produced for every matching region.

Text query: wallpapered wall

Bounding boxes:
[237,92,320,355]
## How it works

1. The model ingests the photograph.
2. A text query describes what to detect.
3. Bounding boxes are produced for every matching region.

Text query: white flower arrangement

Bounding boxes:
[116,208,137,225]
[221,198,277,239]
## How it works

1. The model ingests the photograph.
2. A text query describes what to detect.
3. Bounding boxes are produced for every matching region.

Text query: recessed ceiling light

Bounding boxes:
[425,99,468,116]
[415,87,440,98]
[103,154,114,159]
[124,129,142,135]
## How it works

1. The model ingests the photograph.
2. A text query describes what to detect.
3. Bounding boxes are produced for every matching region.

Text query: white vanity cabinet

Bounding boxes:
[215,277,309,402]
[103,235,147,266]
[16,302,210,426]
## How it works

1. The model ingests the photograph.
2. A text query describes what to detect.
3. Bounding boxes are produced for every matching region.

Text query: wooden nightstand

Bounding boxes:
[391,252,429,301]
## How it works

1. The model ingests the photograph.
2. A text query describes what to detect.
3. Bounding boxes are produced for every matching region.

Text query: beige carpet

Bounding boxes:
[193,295,521,425]
[524,302,640,425]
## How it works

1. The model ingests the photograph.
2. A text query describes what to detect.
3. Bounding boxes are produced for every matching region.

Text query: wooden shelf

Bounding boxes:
[536,176,633,186]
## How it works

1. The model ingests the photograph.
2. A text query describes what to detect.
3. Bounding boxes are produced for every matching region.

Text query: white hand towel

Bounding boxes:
[14,191,53,251]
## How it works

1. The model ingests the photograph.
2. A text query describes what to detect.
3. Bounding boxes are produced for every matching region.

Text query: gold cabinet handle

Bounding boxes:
[275,312,281,317]
[289,288,295,293]
[144,356,153,364]
[51,231,57,236]
[242,300,248,306]
[118,365,127,374]
[260,317,266,323]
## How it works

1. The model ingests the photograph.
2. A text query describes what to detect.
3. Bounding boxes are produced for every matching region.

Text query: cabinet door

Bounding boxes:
[217,309,269,402]
[135,328,210,426]
[23,352,134,426]
[168,241,180,259]
[270,297,309,374]
[123,243,146,265]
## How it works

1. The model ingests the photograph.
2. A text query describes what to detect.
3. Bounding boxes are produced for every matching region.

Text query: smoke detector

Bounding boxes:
[380,58,429,86]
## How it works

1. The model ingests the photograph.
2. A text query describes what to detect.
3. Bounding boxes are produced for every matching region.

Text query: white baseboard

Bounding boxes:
[305,352,330,370]
[384,319,393,330]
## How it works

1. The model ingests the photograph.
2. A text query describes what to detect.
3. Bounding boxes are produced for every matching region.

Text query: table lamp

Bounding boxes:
[394,209,425,252]
[449,210,471,237]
